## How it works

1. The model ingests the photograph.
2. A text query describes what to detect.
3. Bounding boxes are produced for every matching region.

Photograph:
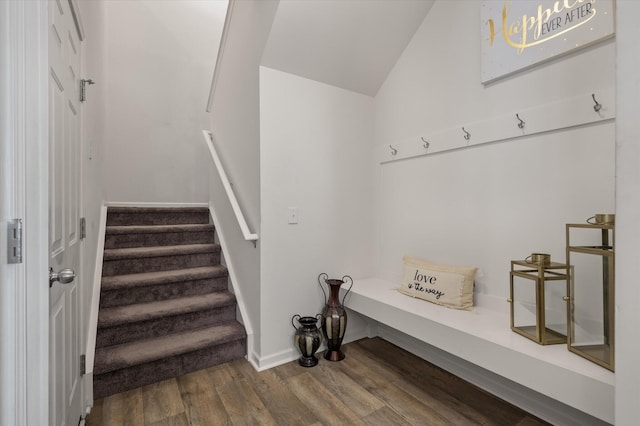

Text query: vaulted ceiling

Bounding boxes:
[261,0,436,97]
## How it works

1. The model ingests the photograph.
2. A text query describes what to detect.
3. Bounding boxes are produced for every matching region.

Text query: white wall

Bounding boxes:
[79,0,108,238]
[373,1,615,299]
[77,0,109,411]
[615,1,640,423]
[205,0,279,363]
[105,0,227,203]
[259,67,374,367]
[208,0,277,234]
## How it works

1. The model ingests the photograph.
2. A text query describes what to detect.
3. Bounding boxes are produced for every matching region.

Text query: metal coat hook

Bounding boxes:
[462,127,471,141]
[389,145,398,156]
[421,137,430,149]
[516,113,525,129]
[592,93,602,112]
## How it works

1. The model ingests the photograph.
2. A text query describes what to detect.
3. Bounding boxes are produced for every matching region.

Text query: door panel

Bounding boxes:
[49,298,65,426]
[49,0,83,424]
[49,70,64,258]
[67,283,80,406]
[66,99,79,246]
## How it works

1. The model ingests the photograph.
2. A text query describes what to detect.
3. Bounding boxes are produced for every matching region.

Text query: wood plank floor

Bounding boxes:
[86,337,549,426]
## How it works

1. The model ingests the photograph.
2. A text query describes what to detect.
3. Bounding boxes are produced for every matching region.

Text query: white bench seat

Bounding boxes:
[341,278,614,425]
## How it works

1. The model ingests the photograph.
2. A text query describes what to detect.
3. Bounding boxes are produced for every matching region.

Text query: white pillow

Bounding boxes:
[397,256,477,310]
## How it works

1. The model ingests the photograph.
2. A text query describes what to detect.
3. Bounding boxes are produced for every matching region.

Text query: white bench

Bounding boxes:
[341,278,614,425]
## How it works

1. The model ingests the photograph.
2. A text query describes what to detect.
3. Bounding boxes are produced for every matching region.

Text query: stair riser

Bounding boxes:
[107,211,209,226]
[105,231,215,249]
[99,276,228,308]
[93,338,246,400]
[102,251,220,276]
[97,306,237,348]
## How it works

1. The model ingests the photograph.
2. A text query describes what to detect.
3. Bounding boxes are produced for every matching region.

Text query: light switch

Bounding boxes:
[288,207,298,224]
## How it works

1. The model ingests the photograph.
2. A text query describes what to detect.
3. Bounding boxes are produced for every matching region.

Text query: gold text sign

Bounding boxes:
[481,0,615,83]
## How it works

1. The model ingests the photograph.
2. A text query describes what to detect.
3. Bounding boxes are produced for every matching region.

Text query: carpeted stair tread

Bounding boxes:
[92,337,246,399]
[106,224,215,235]
[103,243,220,261]
[101,266,227,291]
[106,207,210,226]
[104,224,216,249]
[98,291,236,328]
[94,206,246,398]
[93,322,246,375]
[107,207,209,214]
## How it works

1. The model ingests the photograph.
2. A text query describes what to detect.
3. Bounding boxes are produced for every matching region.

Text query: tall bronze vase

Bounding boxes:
[318,273,353,361]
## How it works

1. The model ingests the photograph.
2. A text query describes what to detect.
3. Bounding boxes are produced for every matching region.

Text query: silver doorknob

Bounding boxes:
[49,268,76,287]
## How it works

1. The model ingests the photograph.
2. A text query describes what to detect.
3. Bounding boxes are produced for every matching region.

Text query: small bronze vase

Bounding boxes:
[292,314,323,367]
[318,273,353,361]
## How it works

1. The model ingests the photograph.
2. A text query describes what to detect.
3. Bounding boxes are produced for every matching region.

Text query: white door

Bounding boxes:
[49,0,83,424]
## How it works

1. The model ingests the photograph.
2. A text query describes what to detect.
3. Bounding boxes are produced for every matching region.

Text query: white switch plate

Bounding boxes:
[288,207,298,224]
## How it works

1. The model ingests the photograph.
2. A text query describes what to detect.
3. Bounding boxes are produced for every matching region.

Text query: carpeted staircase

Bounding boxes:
[93,207,247,399]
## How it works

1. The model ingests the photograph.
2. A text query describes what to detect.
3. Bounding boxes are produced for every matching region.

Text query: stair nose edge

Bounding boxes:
[100,265,228,290]
[93,322,246,375]
[103,243,221,261]
[97,291,237,328]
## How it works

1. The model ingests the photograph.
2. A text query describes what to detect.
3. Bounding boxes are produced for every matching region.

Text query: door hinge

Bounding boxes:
[80,217,86,239]
[7,219,23,264]
[80,354,86,376]
[80,79,94,103]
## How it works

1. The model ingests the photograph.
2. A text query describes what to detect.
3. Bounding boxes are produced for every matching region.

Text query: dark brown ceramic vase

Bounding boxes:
[318,273,353,361]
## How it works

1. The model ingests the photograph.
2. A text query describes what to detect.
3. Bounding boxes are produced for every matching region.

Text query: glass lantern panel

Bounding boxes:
[544,279,567,339]
[569,251,612,365]
[512,275,537,338]
[569,226,614,250]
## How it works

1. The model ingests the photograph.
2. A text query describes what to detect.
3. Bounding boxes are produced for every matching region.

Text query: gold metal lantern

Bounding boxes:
[509,253,569,345]
[566,214,615,371]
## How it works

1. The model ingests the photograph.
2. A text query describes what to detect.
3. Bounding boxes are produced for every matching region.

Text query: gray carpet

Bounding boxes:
[93,207,246,399]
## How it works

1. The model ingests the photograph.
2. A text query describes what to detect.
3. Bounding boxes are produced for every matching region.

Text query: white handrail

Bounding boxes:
[202,130,258,243]
[206,0,235,113]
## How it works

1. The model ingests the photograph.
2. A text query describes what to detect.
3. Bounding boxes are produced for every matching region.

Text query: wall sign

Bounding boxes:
[481,0,615,83]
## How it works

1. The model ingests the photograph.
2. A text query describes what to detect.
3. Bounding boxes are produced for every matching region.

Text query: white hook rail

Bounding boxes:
[202,130,258,244]
[379,88,615,164]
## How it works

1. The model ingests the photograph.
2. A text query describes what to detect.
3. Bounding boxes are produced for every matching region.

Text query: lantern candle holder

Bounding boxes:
[509,253,569,345]
[566,214,615,371]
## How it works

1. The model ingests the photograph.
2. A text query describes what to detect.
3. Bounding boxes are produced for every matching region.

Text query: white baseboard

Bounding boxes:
[206,204,257,358]
[82,372,94,419]
[254,348,299,372]
[85,204,107,375]
[375,324,611,426]
[247,349,263,371]
[105,201,208,208]
[251,321,370,372]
